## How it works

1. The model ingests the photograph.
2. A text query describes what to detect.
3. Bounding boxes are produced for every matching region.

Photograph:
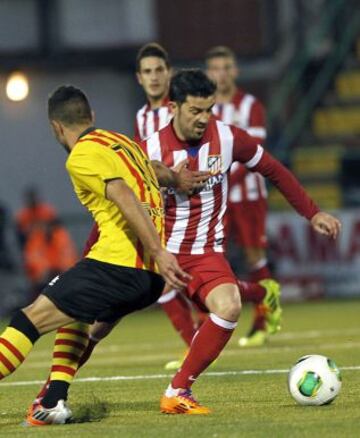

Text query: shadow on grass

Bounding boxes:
[69,397,158,424]
[70,396,110,424]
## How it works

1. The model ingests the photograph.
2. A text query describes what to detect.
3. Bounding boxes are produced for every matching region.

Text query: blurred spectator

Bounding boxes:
[15,187,78,298]
[15,186,57,249]
[0,202,15,271]
[24,218,78,298]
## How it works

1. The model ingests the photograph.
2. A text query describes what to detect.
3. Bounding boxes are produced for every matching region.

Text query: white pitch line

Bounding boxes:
[2,366,359,388]
[275,327,360,340]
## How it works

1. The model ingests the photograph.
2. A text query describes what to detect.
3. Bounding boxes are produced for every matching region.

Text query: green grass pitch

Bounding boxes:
[0,299,359,437]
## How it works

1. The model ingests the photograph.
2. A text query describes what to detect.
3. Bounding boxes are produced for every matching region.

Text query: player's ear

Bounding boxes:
[91,110,95,124]
[50,120,62,134]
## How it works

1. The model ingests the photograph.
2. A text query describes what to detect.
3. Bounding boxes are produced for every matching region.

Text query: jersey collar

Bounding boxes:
[77,126,96,141]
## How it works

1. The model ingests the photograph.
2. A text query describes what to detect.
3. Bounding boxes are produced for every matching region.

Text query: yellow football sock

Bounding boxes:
[0,326,34,378]
[50,322,90,383]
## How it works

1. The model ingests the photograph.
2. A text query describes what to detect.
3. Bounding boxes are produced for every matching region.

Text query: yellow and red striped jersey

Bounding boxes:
[66,128,164,272]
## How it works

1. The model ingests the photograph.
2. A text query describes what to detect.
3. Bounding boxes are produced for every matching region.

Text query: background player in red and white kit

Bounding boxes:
[206,45,277,347]
[134,43,172,142]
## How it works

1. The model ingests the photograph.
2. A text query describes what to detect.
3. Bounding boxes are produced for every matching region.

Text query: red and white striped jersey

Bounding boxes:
[134,98,172,143]
[141,118,319,256]
[213,88,267,203]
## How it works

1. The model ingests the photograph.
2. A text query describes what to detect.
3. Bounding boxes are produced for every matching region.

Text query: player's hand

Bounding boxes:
[310,212,341,239]
[154,248,191,289]
[173,159,210,195]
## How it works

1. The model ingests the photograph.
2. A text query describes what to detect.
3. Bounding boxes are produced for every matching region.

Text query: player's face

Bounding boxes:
[50,120,70,153]
[137,57,170,100]
[206,56,238,94]
[173,95,215,142]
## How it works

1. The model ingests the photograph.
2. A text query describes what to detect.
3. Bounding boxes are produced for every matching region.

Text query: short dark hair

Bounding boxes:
[136,42,170,72]
[169,69,216,104]
[205,45,236,63]
[48,85,92,126]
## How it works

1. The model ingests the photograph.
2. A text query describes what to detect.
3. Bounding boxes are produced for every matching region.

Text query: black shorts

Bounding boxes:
[42,258,164,324]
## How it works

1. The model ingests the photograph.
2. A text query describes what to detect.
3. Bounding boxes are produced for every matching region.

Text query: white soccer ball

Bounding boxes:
[288,354,342,405]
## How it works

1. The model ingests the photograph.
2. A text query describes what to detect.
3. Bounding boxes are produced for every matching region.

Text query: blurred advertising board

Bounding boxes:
[267,209,360,300]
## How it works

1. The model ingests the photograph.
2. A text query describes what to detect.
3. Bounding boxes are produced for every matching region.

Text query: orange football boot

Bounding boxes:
[160,389,211,414]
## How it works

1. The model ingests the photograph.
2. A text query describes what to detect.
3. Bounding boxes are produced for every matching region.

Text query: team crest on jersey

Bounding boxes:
[208,155,222,175]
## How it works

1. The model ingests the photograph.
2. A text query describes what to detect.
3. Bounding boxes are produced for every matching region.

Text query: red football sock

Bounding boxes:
[237,280,266,303]
[249,258,272,282]
[252,306,267,331]
[248,259,275,331]
[159,291,197,346]
[171,314,237,389]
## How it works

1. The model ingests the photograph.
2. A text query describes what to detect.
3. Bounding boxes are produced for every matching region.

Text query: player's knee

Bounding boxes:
[212,293,241,321]
[22,295,73,335]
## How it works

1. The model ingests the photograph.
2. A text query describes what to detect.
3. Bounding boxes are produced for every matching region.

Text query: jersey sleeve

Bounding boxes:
[232,125,264,166]
[252,151,320,220]
[231,126,319,219]
[66,145,127,197]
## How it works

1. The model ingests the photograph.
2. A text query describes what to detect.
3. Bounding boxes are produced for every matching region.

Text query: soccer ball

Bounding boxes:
[288,354,342,405]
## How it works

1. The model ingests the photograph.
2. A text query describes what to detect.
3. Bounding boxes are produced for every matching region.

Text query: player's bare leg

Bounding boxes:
[161,283,241,414]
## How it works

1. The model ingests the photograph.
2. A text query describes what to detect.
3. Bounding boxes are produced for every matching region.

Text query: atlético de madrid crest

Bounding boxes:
[208,155,222,175]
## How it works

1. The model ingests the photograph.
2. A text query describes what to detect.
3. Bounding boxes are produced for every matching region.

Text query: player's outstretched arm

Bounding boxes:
[252,152,342,238]
[231,128,342,238]
[151,159,210,194]
[106,178,190,289]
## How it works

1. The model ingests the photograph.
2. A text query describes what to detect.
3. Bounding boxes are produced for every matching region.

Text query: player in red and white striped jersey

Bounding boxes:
[141,69,340,414]
[205,46,276,347]
[134,43,172,143]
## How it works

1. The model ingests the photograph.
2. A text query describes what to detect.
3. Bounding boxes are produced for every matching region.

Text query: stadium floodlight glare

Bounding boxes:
[6,72,29,102]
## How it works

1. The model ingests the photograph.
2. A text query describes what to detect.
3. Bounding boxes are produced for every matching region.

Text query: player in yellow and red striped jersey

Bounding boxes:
[0,85,190,426]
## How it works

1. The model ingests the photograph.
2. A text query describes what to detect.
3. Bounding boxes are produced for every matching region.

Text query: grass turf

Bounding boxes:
[0,299,359,437]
